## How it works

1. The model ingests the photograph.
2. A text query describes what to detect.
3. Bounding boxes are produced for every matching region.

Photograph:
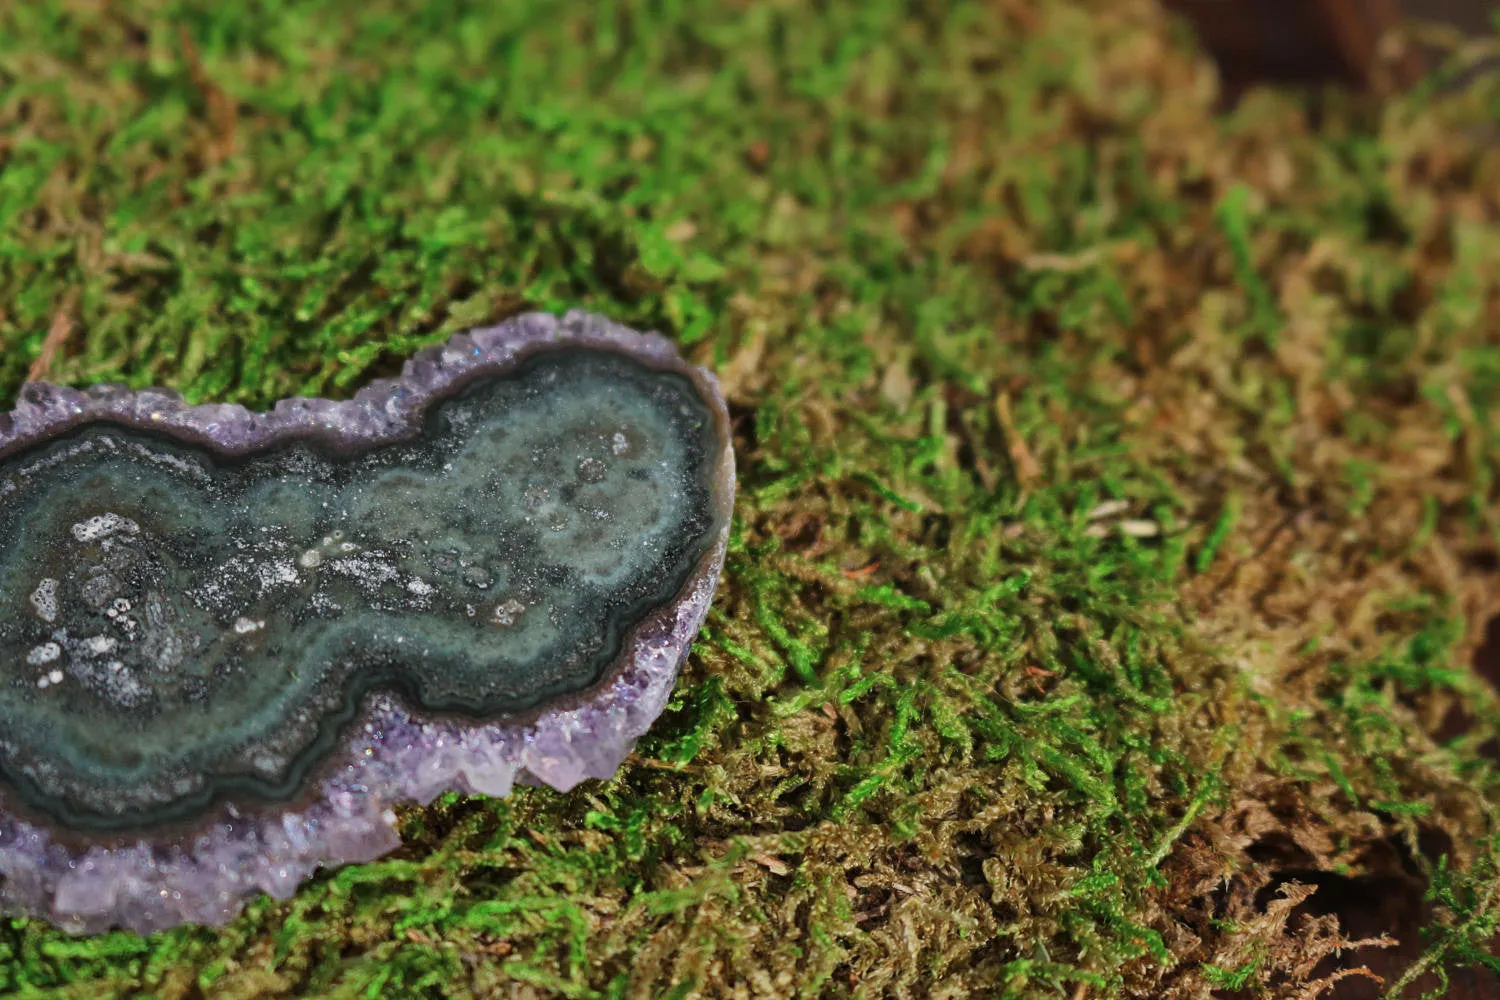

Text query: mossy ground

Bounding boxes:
[2,1,1500,997]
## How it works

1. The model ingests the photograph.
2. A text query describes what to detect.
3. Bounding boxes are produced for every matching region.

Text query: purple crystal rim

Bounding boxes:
[0,310,735,935]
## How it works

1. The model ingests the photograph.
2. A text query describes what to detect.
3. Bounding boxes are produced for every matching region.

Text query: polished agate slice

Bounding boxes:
[0,310,734,934]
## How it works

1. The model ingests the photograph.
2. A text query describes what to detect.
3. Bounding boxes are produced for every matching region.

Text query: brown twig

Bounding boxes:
[27,308,74,384]
[178,25,238,166]
[994,391,1041,488]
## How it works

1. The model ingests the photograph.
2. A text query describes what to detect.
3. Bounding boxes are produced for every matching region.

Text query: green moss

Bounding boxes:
[2,0,1500,997]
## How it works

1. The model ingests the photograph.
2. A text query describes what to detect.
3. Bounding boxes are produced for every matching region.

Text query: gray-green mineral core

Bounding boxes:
[0,310,735,934]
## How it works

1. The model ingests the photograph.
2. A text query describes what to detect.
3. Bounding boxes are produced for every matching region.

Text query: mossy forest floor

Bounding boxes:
[3,1,1500,997]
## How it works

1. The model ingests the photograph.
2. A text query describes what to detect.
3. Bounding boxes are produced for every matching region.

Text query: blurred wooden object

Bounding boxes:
[1160,0,1426,91]
[1415,0,1497,35]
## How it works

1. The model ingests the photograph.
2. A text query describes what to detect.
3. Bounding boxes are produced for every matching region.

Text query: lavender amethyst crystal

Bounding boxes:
[0,310,734,934]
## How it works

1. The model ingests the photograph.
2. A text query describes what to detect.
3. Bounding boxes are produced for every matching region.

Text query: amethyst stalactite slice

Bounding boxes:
[0,310,735,934]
